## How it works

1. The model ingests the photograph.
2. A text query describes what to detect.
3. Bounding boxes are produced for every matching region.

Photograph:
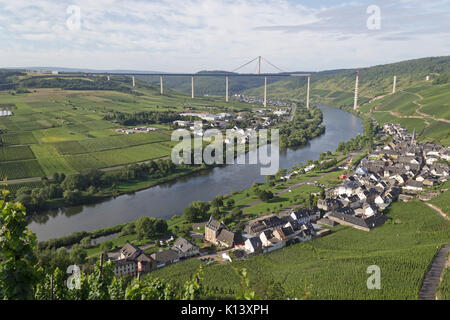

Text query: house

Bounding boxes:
[111,243,155,276]
[356,167,369,175]
[172,237,200,258]
[317,198,341,212]
[422,178,438,187]
[363,203,378,217]
[272,226,294,241]
[216,229,245,248]
[327,211,385,232]
[290,209,311,224]
[317,218,339,227]
[136,253,155,274]
[244,214,285,236]
[259,230,284,252]
[113,259,138,277]
[393,174,408,185]
[244,237,263,254]
[296,229,312,242]
[431,164,449,177]
[337,181,361,196]
[404,180,423,192]
[151,249,180,269]
[205,216,244,248]
[205,216,226,244]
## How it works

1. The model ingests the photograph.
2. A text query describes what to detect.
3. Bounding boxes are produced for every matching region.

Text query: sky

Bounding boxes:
[0,0,449,73]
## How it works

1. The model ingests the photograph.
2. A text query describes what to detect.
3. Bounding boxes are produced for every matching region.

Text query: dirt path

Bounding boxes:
[424,202,449,221]
[370,90,449,128]
[412,92,450,124]
[418,244,450,300]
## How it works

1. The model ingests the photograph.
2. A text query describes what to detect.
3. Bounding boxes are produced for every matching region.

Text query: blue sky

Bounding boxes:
[0,0,449,72]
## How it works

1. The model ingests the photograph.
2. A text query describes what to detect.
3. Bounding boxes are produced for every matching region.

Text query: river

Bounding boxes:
[28,105,363,241]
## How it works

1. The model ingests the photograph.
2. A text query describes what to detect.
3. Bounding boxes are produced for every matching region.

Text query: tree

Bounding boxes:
[226,198,235,209]
[61,174,85,191]
[119,223,135,236]
[52,172,60,183]
[80,236,92,249]
[154,219,168,236]
[100,241,113,254]
[255,189,274,202]
[183,201,211,223]
[63,189,82,205]
[231,207,243,218]
[211,196,223,208]
[135,216,156,240]
[0,198,39,299]
[70,245,87,265]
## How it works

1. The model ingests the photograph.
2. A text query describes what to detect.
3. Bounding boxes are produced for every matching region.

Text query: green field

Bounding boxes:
[356,82,450,145]
[0,159,45,180]
[148,200,450,299]
[0,81,260,180]
[0,145,35,162]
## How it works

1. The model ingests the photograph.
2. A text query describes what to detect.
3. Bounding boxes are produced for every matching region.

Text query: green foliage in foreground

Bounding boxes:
[0,196,39,299]
[1,192,449,299]
[149,200,450,299]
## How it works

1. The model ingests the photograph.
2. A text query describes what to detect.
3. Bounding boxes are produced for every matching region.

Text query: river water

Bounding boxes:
[28,105,363,241]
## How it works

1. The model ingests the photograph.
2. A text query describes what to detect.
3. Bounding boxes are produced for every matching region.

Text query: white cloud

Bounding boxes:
[0,0,448,72]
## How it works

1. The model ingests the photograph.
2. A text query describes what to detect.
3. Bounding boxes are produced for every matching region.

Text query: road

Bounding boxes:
[418,244,450,300]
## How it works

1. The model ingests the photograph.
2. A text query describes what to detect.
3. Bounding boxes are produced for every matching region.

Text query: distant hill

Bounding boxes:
[137,72,286,96]
[244,56,450,107]
[22,67,163,74]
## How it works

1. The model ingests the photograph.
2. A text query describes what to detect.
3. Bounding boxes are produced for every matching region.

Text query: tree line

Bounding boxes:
[103,110,181,126]
[13,159,177,212]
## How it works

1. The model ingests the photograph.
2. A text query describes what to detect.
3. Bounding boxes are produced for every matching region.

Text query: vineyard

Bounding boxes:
[0,84,258,180]
[0,159,45,180]
[150,200,450,299]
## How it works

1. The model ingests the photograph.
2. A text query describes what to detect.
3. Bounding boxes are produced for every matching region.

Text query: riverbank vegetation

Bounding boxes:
[278,106,325,148]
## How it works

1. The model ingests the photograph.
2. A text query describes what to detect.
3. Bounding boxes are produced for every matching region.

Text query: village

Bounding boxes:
[172,106,291,134]
[106,122,449,277]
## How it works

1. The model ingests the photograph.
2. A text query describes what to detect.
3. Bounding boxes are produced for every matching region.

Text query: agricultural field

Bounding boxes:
[0,78,259,180]
[0,159,45,180]
[149,200,450,299]
[357,82,450,146]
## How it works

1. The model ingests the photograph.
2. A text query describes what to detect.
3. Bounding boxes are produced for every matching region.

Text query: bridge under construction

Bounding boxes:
[90,56,313,108]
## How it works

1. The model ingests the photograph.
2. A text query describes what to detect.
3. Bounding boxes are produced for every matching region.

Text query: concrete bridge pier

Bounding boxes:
[353,71,359,110]
[160,76,163,95]
[191,76,194,99]
[225,76,229,102]
[132,75,135,87]
[264,76,267,107]
[393,75,397,93]
[306,74,310,109]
